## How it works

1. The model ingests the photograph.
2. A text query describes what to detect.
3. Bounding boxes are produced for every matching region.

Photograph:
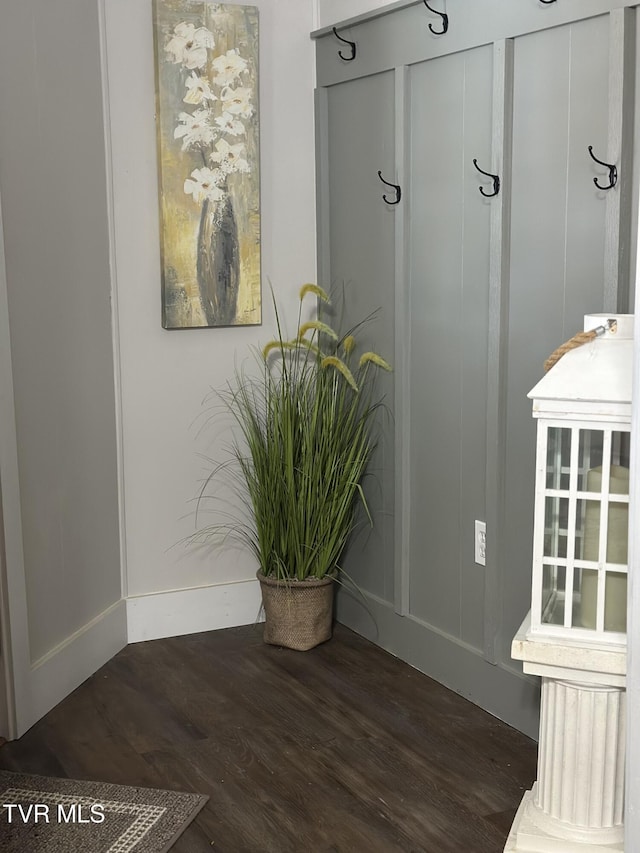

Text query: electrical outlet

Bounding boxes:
[475,520,486,566]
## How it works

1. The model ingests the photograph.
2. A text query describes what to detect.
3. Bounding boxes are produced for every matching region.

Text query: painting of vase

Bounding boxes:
[153,1,261,328]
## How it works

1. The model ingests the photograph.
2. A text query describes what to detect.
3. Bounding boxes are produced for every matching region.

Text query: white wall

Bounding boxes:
[0,0,123,662]
[316,0,398,28]
[103,0,317,640]
[0,0,128,736]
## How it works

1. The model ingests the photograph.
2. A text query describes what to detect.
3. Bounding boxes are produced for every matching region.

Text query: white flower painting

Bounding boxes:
[153,1,261,329]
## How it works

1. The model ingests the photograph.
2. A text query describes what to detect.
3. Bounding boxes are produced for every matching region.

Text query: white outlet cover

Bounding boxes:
[474,520,486,566]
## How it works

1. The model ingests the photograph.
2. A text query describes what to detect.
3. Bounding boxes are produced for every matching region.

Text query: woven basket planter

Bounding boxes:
[257,571,335,651]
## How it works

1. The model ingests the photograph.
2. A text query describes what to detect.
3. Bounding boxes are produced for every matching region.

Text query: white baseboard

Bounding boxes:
[126,578,264,643]
[28,598,128,736]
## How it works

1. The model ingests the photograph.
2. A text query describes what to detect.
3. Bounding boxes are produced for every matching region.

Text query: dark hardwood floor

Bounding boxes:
[0,624,537,852]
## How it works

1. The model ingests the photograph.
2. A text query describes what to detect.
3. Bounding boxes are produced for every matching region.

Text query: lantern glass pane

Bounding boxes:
[578,430,604,492]
[542,564,565,625]
[610,431,630,472]
[574,567,598,629]
[546,427,571,490]
[604,571,627,632]
[576,498,629,565]
[579,498,601,562]
[544,496,568,558]
[575,499,587,560]
[607,501,629,564]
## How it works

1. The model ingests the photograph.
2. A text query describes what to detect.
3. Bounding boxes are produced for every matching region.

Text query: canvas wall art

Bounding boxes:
[153,1,261,329]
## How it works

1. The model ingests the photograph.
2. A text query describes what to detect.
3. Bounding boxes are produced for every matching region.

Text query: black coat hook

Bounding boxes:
[588,146,617,190]
[332,27,356,61]
[423,1,449,34]
[378,171,401,205]
[539,1,557,4]
[473,159,500,197]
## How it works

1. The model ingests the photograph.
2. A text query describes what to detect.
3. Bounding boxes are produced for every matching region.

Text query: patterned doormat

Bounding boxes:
[0,770,207,852]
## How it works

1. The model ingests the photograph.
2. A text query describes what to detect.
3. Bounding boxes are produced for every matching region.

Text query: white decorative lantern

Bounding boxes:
[506,314,632,853]
[529,314,633,644]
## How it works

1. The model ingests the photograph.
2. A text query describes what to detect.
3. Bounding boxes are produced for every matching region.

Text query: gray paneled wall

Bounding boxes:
[314,0,638,737]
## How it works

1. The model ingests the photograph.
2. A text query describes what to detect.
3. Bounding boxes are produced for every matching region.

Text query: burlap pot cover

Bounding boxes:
[257,571,335,651]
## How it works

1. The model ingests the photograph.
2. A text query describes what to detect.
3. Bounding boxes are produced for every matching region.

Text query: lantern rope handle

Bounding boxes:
[544,319,617,373]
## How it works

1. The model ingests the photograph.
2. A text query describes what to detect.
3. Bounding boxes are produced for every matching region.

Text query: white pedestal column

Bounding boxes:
[505,615,626,853]
[536,679,625,834]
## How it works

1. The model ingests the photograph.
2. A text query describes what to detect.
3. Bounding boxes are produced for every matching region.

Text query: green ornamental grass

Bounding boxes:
[196,284,391,582]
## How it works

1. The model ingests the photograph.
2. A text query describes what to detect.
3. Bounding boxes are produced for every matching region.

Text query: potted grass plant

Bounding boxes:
[195,283,391,650]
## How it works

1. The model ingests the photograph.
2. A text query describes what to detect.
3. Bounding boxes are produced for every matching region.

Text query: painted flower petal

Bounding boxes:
[211,49,249,86]
[221,85,254,118]
[164,22,214,69]
[184,167,226,203]
[184,72,217,104]
[214,112,245,136]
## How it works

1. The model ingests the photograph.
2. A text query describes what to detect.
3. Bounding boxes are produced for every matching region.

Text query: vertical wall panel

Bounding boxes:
[459,46,495,650]
[409,52,464,636]
[408,46,492,647]
[566,16,611,322]
[503,15,611,662]
[326,71,396,602]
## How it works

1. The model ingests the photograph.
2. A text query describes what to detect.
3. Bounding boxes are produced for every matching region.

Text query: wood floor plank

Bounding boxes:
[0,624,537,851]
